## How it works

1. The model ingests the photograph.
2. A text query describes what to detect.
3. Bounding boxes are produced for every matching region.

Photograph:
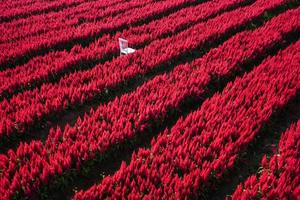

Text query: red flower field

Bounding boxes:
[0,0,299,199]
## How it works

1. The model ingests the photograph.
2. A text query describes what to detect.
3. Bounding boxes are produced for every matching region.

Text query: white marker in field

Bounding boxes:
[119,38,135,56]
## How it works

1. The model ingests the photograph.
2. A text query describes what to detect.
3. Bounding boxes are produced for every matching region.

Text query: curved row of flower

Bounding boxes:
[0,0,196,69]
[0,0,245,101]
[73,37,300,200]
[0,7,298,199]
[0,0,147,44]
[0,0,91,23]
[0,0,285,140]
[231,119,300,200]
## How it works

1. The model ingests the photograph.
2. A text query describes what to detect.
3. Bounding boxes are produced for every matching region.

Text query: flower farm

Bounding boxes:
[0,0,299,199]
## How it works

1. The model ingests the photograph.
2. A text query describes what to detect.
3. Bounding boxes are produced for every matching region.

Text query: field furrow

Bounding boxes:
[231,119,300,200]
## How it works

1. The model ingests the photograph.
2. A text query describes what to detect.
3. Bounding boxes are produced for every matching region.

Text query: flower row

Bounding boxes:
[0,0,285,140]
[231,120,300,200]
[0,6,298,199]
[73,37,300,200]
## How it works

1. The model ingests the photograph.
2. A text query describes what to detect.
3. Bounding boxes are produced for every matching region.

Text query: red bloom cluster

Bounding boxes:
[0,0,245,99]
[231,120,300,200]
[0,0,286,139]
[73,38,300,200]
[0,0,197,68]
[0,0,130,44]
[0,0,89,23]
[0,6,299,199]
